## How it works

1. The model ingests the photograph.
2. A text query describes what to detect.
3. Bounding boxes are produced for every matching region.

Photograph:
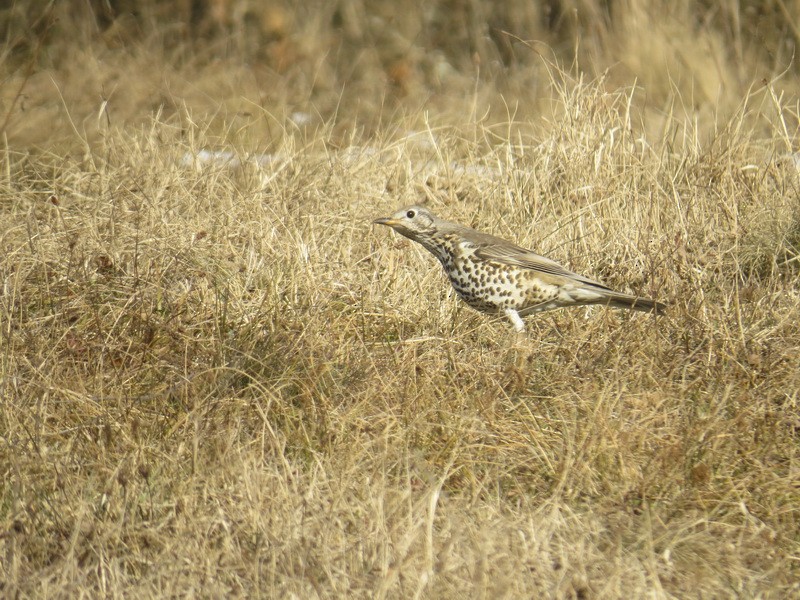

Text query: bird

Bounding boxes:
[373,205,666,333]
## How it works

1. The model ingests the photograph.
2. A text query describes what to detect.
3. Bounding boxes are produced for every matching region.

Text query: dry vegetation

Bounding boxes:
[2,1,800,597]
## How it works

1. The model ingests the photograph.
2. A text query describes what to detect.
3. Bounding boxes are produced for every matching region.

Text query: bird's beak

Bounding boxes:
[373,217,399,227]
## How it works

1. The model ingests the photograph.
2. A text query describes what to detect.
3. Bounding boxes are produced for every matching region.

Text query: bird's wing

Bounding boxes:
[473,242,613,291]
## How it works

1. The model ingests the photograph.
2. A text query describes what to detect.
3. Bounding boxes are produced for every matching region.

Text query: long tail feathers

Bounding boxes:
[605,294,666,315]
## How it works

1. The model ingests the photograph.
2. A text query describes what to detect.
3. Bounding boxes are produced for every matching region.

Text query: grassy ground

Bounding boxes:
[2,2,800,597]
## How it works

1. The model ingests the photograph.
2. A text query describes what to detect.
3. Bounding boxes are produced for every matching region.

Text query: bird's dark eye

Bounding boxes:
[406,210,416,219]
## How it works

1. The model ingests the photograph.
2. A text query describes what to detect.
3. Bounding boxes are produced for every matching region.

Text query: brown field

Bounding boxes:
[2,1,799,597]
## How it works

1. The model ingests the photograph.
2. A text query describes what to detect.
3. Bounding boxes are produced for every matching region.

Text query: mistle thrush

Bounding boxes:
[374,205,666,332]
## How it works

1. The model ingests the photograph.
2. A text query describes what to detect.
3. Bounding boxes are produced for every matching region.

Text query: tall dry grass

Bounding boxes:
[1,2,799,598]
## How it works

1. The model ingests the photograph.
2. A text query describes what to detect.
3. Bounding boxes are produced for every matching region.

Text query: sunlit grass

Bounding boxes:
[1,3,799,597]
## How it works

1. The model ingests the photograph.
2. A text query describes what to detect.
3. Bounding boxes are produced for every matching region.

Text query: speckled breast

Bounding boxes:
[439,249,520,314]
[437,242,560,314]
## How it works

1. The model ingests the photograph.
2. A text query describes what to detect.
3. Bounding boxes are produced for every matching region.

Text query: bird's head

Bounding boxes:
[373,206,437,242]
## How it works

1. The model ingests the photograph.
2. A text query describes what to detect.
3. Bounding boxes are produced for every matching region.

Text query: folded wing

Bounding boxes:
[473,242,614,292]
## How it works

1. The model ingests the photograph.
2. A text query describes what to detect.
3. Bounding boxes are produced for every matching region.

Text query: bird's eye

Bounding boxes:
[406,210,416,219]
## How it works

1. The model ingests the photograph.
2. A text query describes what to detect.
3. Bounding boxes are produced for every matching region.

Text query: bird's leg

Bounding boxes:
[502,308,529,372]
[504,308,525,333]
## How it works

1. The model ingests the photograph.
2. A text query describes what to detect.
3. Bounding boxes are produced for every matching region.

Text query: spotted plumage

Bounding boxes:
[373,205,666,332]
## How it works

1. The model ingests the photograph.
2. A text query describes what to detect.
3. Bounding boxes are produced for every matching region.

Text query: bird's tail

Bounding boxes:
[604,293,666,315]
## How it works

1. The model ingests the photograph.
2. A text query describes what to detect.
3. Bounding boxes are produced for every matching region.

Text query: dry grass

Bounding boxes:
[2,2,800,598]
